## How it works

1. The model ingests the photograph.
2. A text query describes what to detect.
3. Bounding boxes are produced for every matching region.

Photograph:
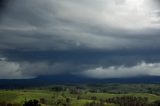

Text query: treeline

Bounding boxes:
[49,85,160,95]
[84,96,160,106]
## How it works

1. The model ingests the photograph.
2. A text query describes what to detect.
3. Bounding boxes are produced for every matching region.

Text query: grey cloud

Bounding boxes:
[79,62,160,79]
[1,50,160,79]
[0,57,74,79]
[20,62,72,76]
[0,0,160,51]
[0,58,33,79]
[1,0,160,79]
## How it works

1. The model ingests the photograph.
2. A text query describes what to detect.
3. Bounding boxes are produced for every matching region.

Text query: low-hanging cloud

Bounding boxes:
[1,57,160,79]
[0,57,73,79]
[0,58,31,79]
[80,62,160,79]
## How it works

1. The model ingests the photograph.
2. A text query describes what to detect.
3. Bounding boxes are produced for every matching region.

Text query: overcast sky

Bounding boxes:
[0,0,160,79]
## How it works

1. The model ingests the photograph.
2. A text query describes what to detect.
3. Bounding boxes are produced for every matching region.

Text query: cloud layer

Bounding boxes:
[1,56,160,79]
[0,0,160,79]
[0,57,72,79]
[80,62,160,78]
[0,0,160,50]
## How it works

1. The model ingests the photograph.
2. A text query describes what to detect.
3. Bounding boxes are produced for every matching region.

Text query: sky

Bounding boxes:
[0,0,160,79]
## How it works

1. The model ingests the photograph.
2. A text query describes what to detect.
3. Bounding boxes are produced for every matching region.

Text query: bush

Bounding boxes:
[23,99,41,106]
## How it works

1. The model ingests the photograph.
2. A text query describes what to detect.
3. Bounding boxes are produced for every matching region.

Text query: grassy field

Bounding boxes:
[0,90,159,106]
[0,84,160,106]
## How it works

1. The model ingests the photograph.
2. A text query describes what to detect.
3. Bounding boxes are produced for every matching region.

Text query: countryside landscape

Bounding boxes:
[1,0,160,106]
[0,84,160,106]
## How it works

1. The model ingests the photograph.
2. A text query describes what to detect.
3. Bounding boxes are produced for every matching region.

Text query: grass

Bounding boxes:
[0,90,52,104]
[0,89,159,106]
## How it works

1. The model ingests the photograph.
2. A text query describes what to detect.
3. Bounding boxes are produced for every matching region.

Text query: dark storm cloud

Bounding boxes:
[0,0,7,10]
[0,0,9,16]
[1,50,160,79]
[1,0,160,79]
[0,0,160,50]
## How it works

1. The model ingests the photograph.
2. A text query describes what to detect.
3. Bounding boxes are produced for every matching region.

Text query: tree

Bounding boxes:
[23,99,41,106]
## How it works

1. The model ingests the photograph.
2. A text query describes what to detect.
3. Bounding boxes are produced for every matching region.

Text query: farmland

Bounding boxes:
[0,84,160,106]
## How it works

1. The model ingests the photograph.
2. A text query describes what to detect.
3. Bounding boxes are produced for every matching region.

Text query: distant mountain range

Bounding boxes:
[0,75,160,89]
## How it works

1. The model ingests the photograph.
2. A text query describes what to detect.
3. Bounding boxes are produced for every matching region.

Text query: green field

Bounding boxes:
[0,84,160,106]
